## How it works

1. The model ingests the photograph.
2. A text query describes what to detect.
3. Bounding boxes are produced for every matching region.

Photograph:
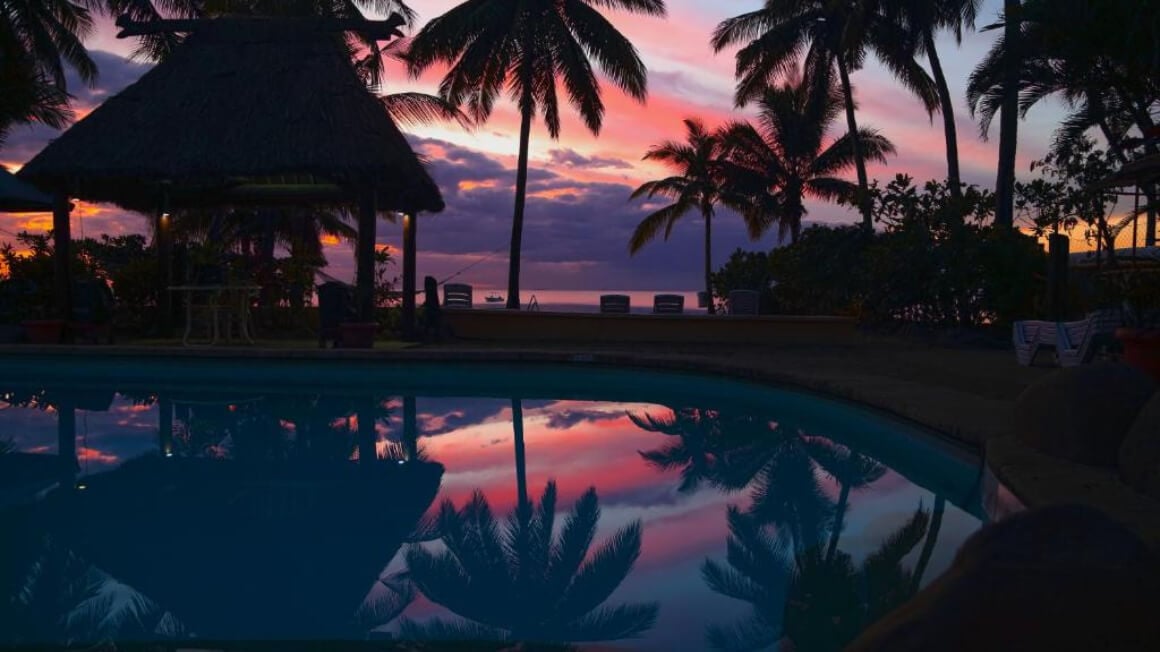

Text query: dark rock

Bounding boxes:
[1119,392,1160,499]
[1013,363,1156,466]
[846,504,1160,652]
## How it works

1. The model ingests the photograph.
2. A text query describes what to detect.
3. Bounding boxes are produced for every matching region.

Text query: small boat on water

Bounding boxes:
[485,292,505,303]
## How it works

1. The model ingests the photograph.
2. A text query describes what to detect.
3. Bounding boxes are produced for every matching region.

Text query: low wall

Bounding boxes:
[442,309,858,345]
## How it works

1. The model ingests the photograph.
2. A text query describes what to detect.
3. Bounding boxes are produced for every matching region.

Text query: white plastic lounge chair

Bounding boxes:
[653,294,684,314]
[600,294,630,314]
[728,290,759,316]
[1056,310,1122,367]
[1012,320,1053,366]
[442,283,473,309]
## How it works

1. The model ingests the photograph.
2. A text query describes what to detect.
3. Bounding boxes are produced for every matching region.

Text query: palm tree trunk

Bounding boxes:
[512,398,528,509]
[994,0,1022,229]
[506,99,534,311]
[925,32,961,199]
[704,210,715,315]
[825,482,850,563]
[910,495,945,593]
[837,61,872,231]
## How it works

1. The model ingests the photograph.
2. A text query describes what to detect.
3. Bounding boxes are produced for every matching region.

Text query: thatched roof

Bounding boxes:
[17,17,444,214]
[0,167,53,212]
[1094,153,1160,189]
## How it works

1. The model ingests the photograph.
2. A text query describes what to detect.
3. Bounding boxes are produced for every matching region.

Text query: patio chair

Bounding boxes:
[443,283,473,309]
[1056,310,1123,367]
[316,280,356,348]
[653,294,684,314]
[600,294,630,314]
[728,290,760,316]
[1012,320,1053,366]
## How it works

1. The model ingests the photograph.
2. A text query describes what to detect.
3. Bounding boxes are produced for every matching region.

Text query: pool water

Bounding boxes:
[0,358,985,650]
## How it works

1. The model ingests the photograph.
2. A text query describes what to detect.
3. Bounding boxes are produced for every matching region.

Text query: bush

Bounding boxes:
[768,225,868,316]
[709,249,775,313]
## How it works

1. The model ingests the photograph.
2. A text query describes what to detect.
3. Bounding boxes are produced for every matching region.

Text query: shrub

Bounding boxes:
[709,248,774,313]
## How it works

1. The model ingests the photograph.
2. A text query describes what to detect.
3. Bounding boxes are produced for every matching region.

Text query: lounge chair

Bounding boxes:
[728,290,759,316]
[316,281,356,348]
[600,294,630,314]
[1012,320,1054,366]
[1056,310,1123,367]
[653,294,684,314]
[443,283,473,309]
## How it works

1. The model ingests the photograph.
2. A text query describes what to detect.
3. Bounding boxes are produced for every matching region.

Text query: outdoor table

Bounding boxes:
[167,285,261,346]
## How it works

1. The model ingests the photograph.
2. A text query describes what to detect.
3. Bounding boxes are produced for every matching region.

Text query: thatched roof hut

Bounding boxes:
[0,167,53,213]
[17,17,442,214]
[16,15,443,331]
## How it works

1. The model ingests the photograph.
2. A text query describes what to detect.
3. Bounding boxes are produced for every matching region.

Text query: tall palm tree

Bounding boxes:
[400,481,658,645]
[629,119,750,315]
[803,437,886,563]
[719,73,896,244]
[967,0,1160,230]
[884,0,981,197]
[407,0,667,310]
[712,0,937,232]
[0,0,97,144]
[993,0,1021,229]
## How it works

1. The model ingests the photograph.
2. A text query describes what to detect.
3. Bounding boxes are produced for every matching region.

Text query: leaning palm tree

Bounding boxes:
[884,0,982,196]
[401,481,658,645]
[802,437,887,563]
[407,0,667,310]
[720,73,896,244]
[629,119,751,315]
[712,0,937,232]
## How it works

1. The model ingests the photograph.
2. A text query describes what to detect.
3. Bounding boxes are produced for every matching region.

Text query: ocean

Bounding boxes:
[474,289,709,314]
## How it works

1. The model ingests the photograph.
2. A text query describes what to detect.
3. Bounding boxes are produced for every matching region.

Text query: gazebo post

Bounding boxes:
[402,212,417,340]
[52,195,72,323]
[57,397,77,488]
[356,194,377,322]
[155,196,173,337]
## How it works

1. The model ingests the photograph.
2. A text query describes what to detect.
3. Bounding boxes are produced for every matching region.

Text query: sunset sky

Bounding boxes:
[0,0,1080,291]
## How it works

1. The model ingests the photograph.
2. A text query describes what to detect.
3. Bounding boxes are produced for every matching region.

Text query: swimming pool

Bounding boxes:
[0,355,985,649]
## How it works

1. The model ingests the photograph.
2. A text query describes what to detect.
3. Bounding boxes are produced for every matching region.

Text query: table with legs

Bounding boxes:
[167,285,261,346]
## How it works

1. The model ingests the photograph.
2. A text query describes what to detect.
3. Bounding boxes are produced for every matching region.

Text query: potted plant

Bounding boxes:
[1109,267,1160,381]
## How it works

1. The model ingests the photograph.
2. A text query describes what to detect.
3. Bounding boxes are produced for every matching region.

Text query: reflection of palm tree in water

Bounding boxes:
[703,506,931,652]
[400,399,658,646]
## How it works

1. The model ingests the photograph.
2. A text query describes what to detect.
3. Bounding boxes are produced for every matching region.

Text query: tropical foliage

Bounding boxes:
[719,73,895,244]
[408,0,666,309]
[401,481,658,645]
[712,0,937,231]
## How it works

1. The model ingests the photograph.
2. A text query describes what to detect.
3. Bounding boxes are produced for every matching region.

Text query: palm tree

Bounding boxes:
[719,73,896,244]
[803,438,887,563]
[407,0,667,310]
[400,481,658,645]
[884,0,981,197]
[994,0,1021,229]
[967,0,1160,230]
[702,504,930,652]
[0,0,97,145]
[712,0,937,232]
[629,119,750,315]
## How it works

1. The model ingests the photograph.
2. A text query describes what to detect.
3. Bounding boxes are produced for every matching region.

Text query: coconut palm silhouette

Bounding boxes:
[703,504,932,652]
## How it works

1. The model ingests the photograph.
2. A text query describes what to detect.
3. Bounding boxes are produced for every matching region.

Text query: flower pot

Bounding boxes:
[21,319,66,344]
[1115,328,1160,382]
[338,322,377,349]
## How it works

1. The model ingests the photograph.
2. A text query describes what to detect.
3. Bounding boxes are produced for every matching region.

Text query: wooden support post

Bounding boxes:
[403,395,417,460]
[402,213,417,340]
[1047,233,1070,322]
[358,402,377,464]
[158,395,173,457]
[52,196,72,323]
[156,204,173,337]
[57,399,77,487]
[356,195,377,322]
